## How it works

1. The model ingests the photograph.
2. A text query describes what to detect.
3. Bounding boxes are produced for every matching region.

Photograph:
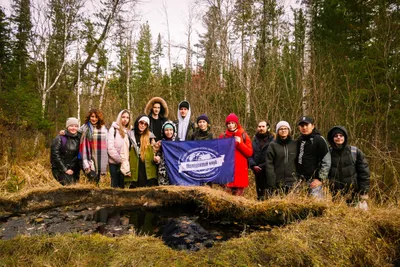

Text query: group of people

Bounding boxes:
[50,98,212,188]
[50,97,370,208]
[249,116,370,208]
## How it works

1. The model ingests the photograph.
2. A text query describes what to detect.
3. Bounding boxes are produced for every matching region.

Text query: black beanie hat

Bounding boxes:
[197,114,210,124]
[332,128,345,137]
[179,101,190,109]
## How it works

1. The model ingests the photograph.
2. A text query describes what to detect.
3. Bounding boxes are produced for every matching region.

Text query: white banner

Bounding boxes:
[178,155,225,172]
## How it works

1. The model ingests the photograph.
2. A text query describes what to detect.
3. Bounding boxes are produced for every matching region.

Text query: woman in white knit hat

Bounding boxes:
[265,121,298,196]
[50,117,81,185]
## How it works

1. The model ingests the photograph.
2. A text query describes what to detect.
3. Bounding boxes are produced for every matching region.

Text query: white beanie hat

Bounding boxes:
[276,121,291,133]
[138,116,150,125]
[66,117,79,128]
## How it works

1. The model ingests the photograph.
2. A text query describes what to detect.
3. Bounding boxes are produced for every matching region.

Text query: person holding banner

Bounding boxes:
[120,115,159,188]
[156,120,180,185]
[191,114,213,140]
[219,113,253,196]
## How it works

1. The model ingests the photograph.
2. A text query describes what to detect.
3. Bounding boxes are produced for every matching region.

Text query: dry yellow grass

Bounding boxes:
[0,188,399,266]
[1,153,400,266]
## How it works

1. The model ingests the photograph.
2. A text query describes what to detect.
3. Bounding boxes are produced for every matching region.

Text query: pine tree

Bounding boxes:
[134,22,152,89]
[10,0,32,84]
[0,7,12,92]
[152,33,163,76]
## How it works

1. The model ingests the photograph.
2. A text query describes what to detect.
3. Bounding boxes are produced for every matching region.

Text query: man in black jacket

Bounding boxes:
[296,116,331,198]
[327,126,370,209]
[249,121,274,200]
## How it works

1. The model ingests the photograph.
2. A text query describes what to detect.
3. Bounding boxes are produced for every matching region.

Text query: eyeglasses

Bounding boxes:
[139,121,148,126]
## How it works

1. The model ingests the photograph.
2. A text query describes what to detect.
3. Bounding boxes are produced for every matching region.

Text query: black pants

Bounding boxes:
[52,168,79,185]
[109,163,125,188]
[255,171,267,200]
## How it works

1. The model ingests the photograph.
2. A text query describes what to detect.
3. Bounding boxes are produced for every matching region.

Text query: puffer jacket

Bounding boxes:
[108,110,130,164]
[51,130,81,173]
[265,135,297,188]
[327,126,370,194]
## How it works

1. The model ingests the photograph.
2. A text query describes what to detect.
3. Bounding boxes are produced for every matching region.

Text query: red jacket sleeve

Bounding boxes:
[236,132,253,157]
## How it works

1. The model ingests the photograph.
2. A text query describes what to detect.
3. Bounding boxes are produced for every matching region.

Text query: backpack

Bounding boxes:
[329,145,357,164]
[350,146,358,164]
[60,135,68,154]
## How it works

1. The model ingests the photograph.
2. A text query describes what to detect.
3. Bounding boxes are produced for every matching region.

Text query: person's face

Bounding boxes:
[152,103,161,115]
[227,121,237,132]
[90,113,98,125]
[179,107,188,118]
[333,133,345,145]
[68,124,79,135]
[121,112,130,127]
[198,120,208,131]
[257,122,267,134]
[138,120,148,133]
[278,127,290,139]
[298,122,314,135]
[164,128,174,139]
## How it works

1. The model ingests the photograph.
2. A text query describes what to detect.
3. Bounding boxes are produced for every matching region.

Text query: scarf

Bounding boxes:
[80,123,108,173]
[177,102,191,141]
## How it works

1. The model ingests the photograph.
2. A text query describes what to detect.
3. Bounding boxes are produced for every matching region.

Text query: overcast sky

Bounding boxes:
[1,0,300,68]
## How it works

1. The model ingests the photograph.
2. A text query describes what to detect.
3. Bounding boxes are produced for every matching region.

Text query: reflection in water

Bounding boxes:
[93,206,270,251]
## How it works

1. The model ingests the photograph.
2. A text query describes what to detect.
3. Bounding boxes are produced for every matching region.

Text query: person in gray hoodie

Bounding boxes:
[265,121,297,196]
[107,109,132,188]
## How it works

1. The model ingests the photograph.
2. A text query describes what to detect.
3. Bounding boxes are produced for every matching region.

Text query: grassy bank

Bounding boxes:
[0,186,399,266]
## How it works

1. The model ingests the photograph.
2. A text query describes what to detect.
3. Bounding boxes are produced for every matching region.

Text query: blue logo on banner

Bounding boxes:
[162,138,235,186]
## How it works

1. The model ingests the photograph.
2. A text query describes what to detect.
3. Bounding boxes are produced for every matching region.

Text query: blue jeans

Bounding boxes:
[109,163,125,188]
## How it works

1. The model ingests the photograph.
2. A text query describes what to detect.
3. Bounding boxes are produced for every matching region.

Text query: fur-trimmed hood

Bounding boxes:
[144,97,169,118]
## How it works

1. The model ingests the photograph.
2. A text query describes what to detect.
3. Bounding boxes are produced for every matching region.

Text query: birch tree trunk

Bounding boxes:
[162,1,173,92]
[99,62,108,109]
[76,43,82,124]
[126,37,133,110]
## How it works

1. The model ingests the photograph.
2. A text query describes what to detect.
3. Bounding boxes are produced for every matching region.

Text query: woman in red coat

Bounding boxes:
[219,113,253,196]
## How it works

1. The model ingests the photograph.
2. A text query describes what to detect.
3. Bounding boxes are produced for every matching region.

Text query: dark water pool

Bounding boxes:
[0,204,272,251]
